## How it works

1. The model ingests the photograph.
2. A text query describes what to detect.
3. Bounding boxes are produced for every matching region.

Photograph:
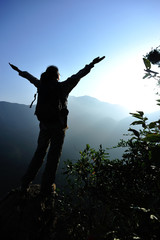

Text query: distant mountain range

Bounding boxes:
[0,96,159,197]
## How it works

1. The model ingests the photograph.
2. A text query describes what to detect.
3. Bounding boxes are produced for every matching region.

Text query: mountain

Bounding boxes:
[0,97,159,197]
[65,96,130,158]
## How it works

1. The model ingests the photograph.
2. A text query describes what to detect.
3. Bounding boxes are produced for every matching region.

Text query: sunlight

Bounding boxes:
[94,56,160,113]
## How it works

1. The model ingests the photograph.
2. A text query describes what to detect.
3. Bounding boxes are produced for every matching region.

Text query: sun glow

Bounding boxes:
[93,57,160,113]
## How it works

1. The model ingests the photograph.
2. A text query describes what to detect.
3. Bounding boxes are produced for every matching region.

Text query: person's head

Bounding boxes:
[40,65,60,83]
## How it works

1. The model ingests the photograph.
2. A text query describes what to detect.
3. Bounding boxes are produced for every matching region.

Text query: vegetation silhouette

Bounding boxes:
[54,48,160,239]
[1,48,160,239]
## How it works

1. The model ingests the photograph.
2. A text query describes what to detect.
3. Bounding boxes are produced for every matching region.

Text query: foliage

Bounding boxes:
[54,110,160,240]
[53,47,160,239]
[143,46,160,92]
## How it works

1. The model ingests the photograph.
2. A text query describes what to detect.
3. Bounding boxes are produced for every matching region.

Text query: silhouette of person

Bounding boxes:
[9,56,105,196]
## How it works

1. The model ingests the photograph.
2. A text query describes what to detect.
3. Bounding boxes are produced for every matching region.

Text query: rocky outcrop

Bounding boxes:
[0,185,57,240]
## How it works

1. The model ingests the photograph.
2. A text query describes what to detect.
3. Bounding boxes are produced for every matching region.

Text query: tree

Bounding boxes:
[54,47,160,240]
[143,46,160,105]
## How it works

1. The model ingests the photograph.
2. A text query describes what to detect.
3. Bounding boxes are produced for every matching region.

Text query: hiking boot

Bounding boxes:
[20,181,31,195]
[20,185,30,195]
[40,183,56,198]
[52,183,56,192]
[39,184,56,209]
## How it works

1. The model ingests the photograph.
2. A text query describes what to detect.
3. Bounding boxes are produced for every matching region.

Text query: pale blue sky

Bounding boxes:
[1,0,160,112]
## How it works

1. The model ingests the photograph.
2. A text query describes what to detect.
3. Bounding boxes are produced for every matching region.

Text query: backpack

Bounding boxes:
[35,81,69,127]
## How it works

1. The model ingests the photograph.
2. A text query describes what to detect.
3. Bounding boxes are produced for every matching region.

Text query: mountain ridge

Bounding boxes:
[0,96,159,197]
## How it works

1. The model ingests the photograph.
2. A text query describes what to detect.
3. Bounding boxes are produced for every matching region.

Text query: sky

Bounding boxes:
[1,0,160,113]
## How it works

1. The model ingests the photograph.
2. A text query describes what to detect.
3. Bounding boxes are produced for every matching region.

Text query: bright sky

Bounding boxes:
[1,0,160,113]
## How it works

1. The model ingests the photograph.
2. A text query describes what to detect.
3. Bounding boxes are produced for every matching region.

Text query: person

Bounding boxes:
[9,56,105,196]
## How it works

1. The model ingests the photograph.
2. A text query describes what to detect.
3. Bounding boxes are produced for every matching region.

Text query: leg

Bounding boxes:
[40,127,65,195]
[21,122,51,189]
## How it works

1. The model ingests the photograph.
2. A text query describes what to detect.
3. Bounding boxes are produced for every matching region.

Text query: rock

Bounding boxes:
[0,184,57,240]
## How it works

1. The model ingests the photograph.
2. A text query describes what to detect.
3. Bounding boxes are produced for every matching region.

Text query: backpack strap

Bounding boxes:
[30,90,38,108]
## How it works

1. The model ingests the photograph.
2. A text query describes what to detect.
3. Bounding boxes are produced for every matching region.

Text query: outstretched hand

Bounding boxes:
[92,56,105,65]
[9,63,20,73]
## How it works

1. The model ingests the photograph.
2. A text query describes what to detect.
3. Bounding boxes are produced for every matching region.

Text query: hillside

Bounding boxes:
[0,96,159,197]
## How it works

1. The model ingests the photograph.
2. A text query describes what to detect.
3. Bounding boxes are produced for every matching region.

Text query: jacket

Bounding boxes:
[19,63,94,127]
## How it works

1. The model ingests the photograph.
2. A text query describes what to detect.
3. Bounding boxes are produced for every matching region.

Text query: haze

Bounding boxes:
[1,0,160,113]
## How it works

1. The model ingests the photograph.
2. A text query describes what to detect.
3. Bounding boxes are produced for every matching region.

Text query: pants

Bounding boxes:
[22,121,66,194]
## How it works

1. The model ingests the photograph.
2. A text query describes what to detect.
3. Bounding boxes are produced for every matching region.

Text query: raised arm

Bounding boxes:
[74,56,105,79]
[9,63,40,88]
[61,56,105,94]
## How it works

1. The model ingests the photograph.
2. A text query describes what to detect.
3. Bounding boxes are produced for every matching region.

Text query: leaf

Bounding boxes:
[86,144,90,149]
[143,58,151,69]
[128,128,140,138]
[131,120,144,126]
[143,133,160,142]
[149,122,157,129]
[143,73,150,79]
[130,113,143,120]
[137,111,144,117]
[156,99,160,106]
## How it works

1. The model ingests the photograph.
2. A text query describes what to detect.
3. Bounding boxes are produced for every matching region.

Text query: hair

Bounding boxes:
[40,65,59,83]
